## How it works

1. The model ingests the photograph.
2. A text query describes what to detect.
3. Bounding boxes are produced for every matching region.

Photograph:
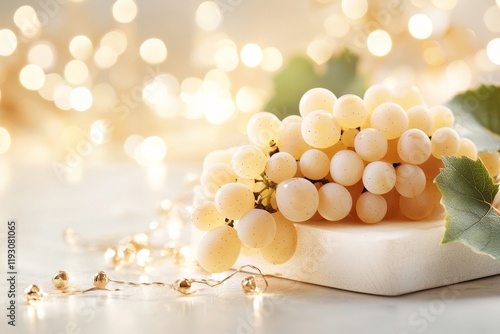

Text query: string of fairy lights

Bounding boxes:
[24,196,273,304]
[0,0,499,165]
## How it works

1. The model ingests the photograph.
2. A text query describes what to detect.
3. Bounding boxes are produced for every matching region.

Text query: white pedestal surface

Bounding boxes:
[228,211,500,296]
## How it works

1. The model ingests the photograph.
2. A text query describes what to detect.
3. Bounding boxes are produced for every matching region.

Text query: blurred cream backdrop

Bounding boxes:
[0,0,499,171]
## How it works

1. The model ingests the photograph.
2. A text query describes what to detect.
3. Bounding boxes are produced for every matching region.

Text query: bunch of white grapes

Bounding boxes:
[191,84,500,273]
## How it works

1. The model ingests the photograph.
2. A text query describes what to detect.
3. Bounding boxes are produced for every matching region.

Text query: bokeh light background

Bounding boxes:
[1,0,500,182]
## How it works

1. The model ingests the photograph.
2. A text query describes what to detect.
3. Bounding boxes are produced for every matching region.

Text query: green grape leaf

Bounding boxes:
[446,85,500,152]
[435,156,500,259]
[265,49,366,119]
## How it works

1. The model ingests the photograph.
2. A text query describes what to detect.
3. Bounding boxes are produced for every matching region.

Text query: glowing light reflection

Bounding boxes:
[0,128,11,154]
[28,42,56,70]
[196,1,222,31]
[140,136,167,164]
[261,47,283,72]
[241,43,263,68]
[307,39,333,65]
[14,6,41,38]
[19,64,45,91]
[38,73,64,101]
[487,38,500,65]
[408,14,433,39]
[0,29,17,56]
[140,38,167,64]
[342,0,368,20]
[69,35,93,60]
[112,0,138,23]
[367,30,392,57]
[70,87,93,112]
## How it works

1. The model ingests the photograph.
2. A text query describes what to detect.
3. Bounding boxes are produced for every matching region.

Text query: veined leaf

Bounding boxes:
[446,85,500,152]
[435,156,500,259]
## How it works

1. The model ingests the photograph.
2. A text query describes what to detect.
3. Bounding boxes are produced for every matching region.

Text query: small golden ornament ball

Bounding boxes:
[52,270,70,289]
[241,275,267,295]
[175,278,192,294]
[93,271,109,289]
[24,284,44,304]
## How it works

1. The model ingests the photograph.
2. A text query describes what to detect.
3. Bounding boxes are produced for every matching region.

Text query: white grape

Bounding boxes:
[362,161,396,195]
[430,127,460,158]
[456,137,478,160]
[200,163,237,199]
[299,149,330,180]
[236,209,276,249]
[260,212,298,264]
[301,110,341,148]
[238,174,259,189]
[332,94,368,129]
[197,225,241,273]
[370,102,408,140]
[317,183,352,221]
[203,149,232,170]
[395,164,426,198]
[330,150,364,186]
[265,151,297,183]
[430,105,454,133]
[191,201,226,231]
[399,182,440,220]
[282,114,302,125]
[231,145,268,179]
[299,87,336,117]
[363,84,393,113]
[276,178,319,222]
[341,128,359,148]
[246,112,284,147]
[356,192,387,224]
[479,151,500,177]
[392,85,424,110]
[406,105,433,136]
[354,128,388,162]
[214,183,255,220]
[278,121,313,159]
[397,128,432,164]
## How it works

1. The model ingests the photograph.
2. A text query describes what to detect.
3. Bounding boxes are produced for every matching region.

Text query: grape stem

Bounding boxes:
[304,177,329,185]
[256,188,277,213]
[253,172,278,214]
[268,140,279,156]
[225,218,234,227]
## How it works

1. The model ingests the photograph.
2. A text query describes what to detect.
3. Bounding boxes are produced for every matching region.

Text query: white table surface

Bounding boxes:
[1,159,500,334]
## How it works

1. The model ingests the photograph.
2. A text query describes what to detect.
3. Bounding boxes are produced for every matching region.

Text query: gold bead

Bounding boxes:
[174,278,192,294]
[52,270,70,289]
[24,284,44,304]
[241,275,268,295]
[93,271,109,289]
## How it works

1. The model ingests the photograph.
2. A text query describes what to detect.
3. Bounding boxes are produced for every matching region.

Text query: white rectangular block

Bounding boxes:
[233,212,500,296]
